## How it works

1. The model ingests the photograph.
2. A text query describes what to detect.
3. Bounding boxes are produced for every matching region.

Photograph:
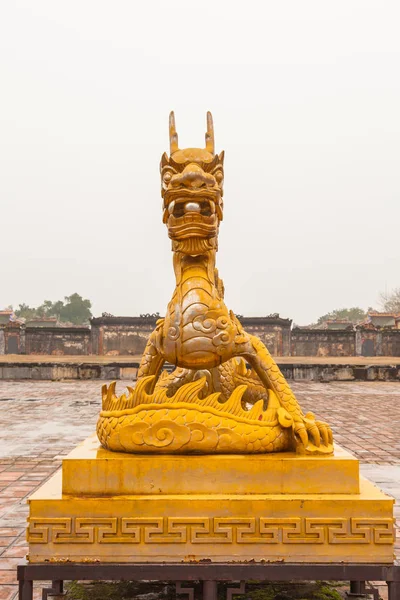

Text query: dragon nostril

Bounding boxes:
[178,170,209,188]
[186,177,206,188]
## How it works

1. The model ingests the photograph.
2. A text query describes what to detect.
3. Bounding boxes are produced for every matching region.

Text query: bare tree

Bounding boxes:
[380,288,400,313]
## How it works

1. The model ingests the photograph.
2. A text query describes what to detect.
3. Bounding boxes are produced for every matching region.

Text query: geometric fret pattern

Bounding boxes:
[28,517,394,545]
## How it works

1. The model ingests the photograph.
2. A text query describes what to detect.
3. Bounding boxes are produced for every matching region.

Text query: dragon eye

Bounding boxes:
[163,171,172,183]
[215,171,223,184]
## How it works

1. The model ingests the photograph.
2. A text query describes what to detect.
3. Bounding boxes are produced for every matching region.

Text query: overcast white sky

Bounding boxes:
[1,1,399,324]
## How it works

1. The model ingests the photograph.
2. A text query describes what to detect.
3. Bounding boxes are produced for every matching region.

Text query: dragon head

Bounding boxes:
[160,112,224,252]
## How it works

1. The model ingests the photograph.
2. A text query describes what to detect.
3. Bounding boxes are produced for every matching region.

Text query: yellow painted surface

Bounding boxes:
[28,437,394,564]
[63,436,359,496]
[28,472,394,564]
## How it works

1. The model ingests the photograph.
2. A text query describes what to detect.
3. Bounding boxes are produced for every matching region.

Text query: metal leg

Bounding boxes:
[20,580,33,600]
[42,580,64,599]
[348,581,366,597]
[52,580,63,594]
[227,581,246,600]
[203,581,218,600]
[176,582,195,600]
[365,585,380,600]
[388,581,400,600]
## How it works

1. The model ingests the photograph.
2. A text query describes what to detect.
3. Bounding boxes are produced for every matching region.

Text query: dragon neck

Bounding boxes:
[172,247,217,291]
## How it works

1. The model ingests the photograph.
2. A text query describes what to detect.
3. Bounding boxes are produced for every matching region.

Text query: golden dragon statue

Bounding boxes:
[97,113,333,455]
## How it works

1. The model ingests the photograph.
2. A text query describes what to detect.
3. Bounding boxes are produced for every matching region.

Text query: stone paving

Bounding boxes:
[0,380,399,599]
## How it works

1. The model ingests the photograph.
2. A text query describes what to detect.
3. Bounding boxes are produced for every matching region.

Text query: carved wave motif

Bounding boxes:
[96,377,317,454]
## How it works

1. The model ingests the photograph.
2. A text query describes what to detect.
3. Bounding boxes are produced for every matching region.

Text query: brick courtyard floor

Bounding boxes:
[0,381,399,599]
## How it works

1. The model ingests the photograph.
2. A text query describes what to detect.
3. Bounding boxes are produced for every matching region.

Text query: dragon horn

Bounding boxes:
[205,111,215,154]
[169,111,179,154]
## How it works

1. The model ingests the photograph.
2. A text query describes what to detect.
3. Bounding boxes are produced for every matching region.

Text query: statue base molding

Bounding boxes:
[27,436,394,564]
[63,435,358,496]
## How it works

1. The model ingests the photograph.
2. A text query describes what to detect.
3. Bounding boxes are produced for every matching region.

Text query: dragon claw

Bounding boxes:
[294,415,333,454]
[316,421,330,446]
[306,420,321,447]
[293,421,308,447]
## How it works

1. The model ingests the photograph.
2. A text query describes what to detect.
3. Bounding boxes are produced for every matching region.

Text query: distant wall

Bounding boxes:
[380,329,400,356]
[90,317,156,356]
[90,315,292,357]
[1,359,399,382]
[25,327,90,355]
[2,317,400,357]
[291,329,355,357]
[0,322,24,354]
[291,328,400,358]
[239,317,292,356]
[356,329,379,357]
[381,331,400,356]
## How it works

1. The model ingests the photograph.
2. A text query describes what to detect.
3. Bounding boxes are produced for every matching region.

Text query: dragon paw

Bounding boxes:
[293,411,333,455]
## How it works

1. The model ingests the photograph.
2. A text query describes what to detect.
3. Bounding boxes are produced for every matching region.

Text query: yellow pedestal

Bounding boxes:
[62,436,359,496]
[27,436,395,564]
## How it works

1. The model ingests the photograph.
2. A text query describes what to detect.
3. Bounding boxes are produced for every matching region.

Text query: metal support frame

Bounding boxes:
[17,562,400,600]
[226,581,246,600]
[176,581,195,600]
[41,580,64,599]
[347,580,367,597]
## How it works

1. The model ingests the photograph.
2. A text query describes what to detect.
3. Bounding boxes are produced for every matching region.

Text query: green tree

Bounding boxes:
[380,288,400,313]
[36,299,64,320]
[36,300,54,317]
[316,307,366,326]
[60,293,92,325]
[14,294,92,325]
[14,303,39,320]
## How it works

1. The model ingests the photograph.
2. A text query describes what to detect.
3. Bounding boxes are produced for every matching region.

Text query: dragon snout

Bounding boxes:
[171,163,216,189]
